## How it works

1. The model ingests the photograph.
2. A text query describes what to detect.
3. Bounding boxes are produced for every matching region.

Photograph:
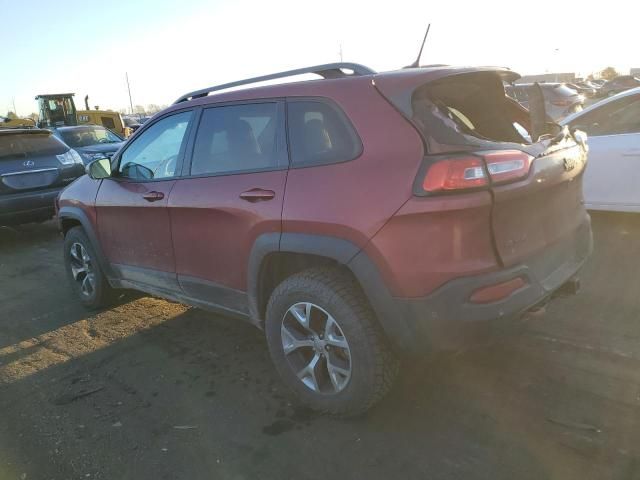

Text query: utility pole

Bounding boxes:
[12,98,17,116]
[126,72,134,115]
[339,43,343,62]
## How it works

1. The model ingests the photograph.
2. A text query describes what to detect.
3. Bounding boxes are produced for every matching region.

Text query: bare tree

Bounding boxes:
[600,67,619,80]
[146,104,161,114]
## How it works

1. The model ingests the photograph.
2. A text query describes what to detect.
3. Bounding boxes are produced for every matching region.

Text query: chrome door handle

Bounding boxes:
[239,188,275,202]
[142,191,164,202]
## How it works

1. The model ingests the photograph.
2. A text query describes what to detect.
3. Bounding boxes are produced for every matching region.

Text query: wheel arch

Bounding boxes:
[247,233,410,350]
[58,206,114,279]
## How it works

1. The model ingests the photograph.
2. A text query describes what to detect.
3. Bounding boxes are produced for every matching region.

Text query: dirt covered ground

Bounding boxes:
[1,213,640,480]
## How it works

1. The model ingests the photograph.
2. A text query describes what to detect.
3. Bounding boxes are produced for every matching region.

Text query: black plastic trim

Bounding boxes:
[111,278,249,320]
[247,232,282,322]
[110,263,179,291]
[178,274,249,315]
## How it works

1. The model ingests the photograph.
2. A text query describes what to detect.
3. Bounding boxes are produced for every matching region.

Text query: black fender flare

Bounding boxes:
[57,206,115,279]
[247,232,412,350]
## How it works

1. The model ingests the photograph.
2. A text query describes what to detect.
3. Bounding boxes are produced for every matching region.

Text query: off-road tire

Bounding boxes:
[265,267,399,416]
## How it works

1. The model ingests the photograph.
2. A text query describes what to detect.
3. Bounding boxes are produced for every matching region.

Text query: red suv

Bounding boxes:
[57,63,592,415]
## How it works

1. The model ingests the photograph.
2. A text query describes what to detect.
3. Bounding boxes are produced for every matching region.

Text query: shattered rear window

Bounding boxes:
[411,72,533,152]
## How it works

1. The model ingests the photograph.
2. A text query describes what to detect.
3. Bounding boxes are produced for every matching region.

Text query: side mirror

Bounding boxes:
[86,158,112,179]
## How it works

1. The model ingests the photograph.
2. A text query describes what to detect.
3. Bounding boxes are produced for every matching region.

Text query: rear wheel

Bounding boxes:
[63,227,115,309]
[265,267,399,416]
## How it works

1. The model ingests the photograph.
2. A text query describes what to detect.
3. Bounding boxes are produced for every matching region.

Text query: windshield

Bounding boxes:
[59,126,122,147]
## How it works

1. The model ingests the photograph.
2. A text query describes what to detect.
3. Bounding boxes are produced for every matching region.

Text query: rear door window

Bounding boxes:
[189,102,286,176]
[287,99,362,167]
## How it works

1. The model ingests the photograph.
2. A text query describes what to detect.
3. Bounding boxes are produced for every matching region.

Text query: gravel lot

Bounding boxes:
[1,212,640,480]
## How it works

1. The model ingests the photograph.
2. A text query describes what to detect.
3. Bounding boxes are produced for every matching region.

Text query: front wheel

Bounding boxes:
[265,268,399,416]
[63,226,116,309]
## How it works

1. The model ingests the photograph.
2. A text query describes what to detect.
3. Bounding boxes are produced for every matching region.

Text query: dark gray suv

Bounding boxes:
[0,128,84,225]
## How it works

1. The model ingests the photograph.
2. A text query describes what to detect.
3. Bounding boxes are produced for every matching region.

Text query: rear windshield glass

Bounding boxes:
[411,72,533,150]
[0,133,67,158]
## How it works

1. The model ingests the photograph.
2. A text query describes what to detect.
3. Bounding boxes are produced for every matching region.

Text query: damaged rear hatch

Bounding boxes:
[374,67,592,292]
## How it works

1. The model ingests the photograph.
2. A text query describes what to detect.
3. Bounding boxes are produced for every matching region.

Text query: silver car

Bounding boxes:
[506,83,584,122]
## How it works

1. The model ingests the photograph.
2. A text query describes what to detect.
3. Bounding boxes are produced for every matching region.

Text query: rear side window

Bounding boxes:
[190,103,285,176]
[0,133,67,159]
[287,100,361,167]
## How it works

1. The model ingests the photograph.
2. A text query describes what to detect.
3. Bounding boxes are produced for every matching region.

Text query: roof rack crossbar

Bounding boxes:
[173,62,376,104]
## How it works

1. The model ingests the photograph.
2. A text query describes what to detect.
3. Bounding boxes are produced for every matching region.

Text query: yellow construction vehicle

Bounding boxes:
[35,93,132,138]
[0,116,36,128]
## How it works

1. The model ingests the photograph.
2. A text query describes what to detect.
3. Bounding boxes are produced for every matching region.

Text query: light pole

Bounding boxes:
[126,72,134,115]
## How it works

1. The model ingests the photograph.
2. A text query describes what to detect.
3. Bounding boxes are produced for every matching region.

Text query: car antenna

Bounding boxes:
[405,23,431,69]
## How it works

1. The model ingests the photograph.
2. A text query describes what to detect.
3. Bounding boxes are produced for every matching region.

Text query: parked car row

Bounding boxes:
[597,75,640,98]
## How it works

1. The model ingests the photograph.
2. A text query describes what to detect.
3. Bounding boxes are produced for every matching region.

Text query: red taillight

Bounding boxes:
[483,150,534,184]
[422,157,488,193]
[469,277,527,304]
[420,150,533,194]
[551,99,571,107]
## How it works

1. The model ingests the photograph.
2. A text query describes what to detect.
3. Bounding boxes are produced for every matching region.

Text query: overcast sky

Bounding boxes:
[2,0,635,115]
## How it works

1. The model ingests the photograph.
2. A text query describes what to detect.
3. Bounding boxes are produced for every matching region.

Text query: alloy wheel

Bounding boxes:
[281,302,352,394]
[69,242,96,298]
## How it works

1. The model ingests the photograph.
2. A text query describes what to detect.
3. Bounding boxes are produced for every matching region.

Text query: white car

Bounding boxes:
[562,87,640,212]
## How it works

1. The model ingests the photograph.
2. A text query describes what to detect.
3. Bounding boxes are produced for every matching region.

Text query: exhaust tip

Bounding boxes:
[553,277,581,298]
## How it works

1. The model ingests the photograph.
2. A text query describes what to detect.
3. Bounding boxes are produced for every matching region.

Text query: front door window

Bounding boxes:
[118,111,192,180]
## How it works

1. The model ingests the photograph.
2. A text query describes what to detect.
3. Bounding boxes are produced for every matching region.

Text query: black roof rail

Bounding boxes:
[173,62,376,104]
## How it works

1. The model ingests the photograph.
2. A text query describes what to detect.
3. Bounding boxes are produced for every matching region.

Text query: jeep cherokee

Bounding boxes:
[57,63,592,415]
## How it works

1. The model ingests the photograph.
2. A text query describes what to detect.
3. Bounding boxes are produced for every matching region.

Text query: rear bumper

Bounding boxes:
[353,215,593,354]
[0,187,61,224]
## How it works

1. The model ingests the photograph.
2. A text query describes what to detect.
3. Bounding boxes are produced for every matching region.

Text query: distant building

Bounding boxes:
[516,72,576,84]
[630,68,640,76]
